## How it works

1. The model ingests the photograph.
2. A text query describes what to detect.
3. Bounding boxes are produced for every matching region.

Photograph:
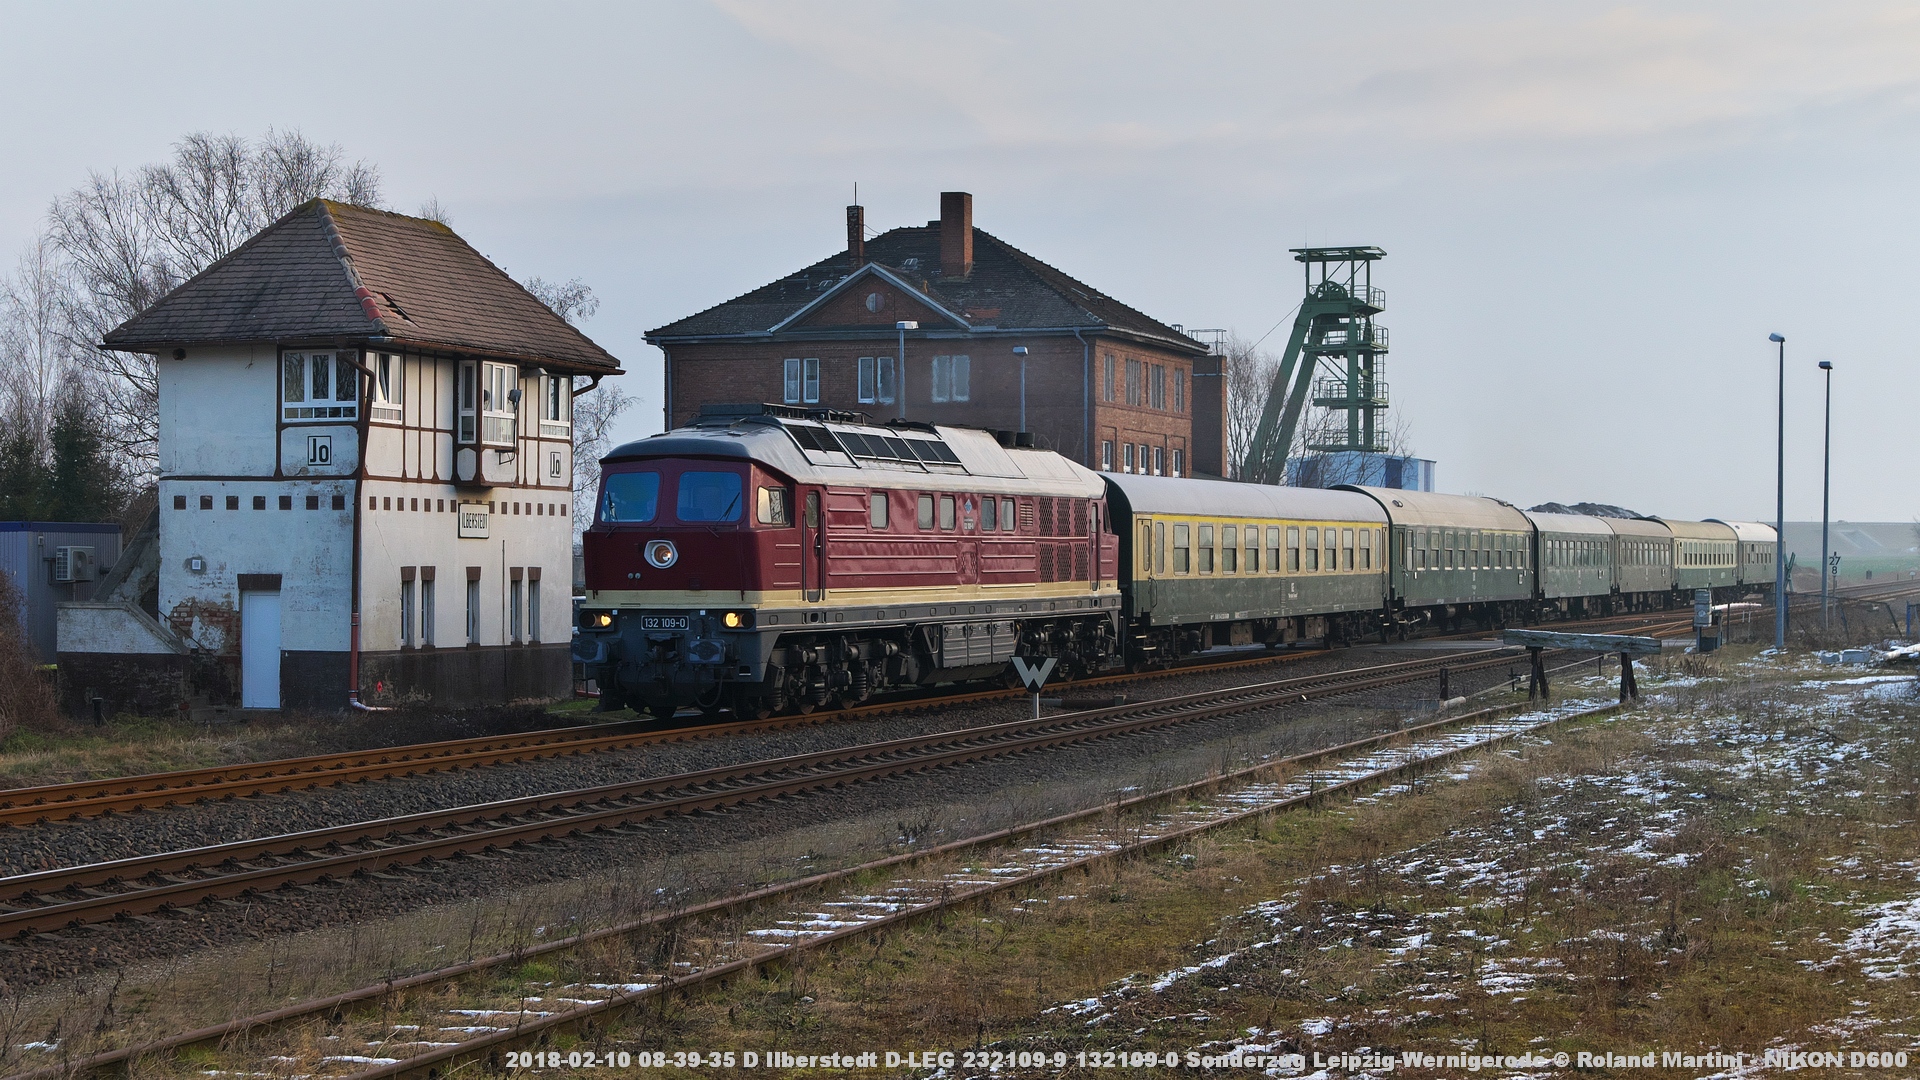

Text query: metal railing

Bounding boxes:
[1313,323,1388,352]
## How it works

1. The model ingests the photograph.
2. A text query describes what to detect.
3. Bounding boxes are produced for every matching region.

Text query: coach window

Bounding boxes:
[1304,527,1319,571]
[917,494,934,530]
[980,496,996,531]
[1287,526,1302,571]
[1359,528,1371,569]
[1266,527,1280,572]
[1155,521,1167,574]
[1172,524,1190,573]
[756,486,792,525]
[939,495,956,530]
[1221,526,1237,573]
[1197,525,1215,573]
[1000,498,1015,531]
[1245,527,1259,572]
[1324,528,1338,572]
[1342,528,1355,570]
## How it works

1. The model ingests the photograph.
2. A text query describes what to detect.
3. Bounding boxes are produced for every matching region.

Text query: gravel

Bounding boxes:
[0,642,1529,988]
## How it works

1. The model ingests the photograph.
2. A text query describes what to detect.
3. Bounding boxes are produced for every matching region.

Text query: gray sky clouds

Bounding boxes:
[3,2,1914,520]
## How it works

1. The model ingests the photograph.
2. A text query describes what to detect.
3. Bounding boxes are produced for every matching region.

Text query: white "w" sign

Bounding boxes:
[1011,656,1057,693]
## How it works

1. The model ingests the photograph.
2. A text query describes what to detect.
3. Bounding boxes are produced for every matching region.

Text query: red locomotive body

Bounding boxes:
[577,405,1121,717]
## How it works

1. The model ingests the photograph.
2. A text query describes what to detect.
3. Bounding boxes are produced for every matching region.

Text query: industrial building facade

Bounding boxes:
[58,200,622,712]
[649,192,1228,478]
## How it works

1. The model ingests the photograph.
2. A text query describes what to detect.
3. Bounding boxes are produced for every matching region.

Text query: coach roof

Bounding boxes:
[1104,473,1385,523]
[1337,487,1531,532]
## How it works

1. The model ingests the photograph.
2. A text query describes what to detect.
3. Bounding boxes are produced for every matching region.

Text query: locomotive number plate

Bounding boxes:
[641,616,690,630]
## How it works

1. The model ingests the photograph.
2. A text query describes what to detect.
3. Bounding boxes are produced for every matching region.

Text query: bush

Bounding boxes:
[0,571,57,738]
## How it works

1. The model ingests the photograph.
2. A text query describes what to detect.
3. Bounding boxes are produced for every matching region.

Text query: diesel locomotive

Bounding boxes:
[575,404,1775,718]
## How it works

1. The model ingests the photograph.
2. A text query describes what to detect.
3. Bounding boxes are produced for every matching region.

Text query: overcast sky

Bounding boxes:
[3,2,1914,521]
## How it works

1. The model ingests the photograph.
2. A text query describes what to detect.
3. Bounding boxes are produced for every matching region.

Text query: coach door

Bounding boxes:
[802,489,825,603]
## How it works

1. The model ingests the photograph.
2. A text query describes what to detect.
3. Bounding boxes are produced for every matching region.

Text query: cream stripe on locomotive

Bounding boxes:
[587,579,1117,610]
[1128,513,1388,578]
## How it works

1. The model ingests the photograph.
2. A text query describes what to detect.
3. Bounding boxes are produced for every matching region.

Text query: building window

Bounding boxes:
[930,355,969,402]
[540,374,570,438]
[466,572,481,645]
[371,352,403,422]
[457,361,478,443]
[783,358,820,404]
[529,575,542,643]
[1150,364,1165,409]
[1174,368,1185,413]
[1173,523,1190,574]
[1138,445,1150,475]
[1152,447,1164,476]
[401,575,416,648]
[253,495,265,510]
[482,362,518,446]
[1124,359,1140,405]
[857,357,897,404]
[224,495,238,510]
[421,574,436,647]
[279,495,292,510]
[1171,448,1184,477]
[1122,444,1134,473]
[1103,354,1116,401]
[510,575,523,644]
[1100,440,1113,471]
[281,350,358,421]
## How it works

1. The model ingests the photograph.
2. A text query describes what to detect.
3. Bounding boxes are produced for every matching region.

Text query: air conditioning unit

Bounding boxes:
[53,546,97,584]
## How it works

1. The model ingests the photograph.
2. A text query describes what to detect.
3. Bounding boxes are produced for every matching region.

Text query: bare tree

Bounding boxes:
[37,129,385,471]
[416,196,452,225]
[521,274,630,528]
[1222,332,1279,481]
[0,238,78,447]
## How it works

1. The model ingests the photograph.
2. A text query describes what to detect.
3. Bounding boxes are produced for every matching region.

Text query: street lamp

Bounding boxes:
[896,321,918,419]
[1012,346,1029,431]
[1770,332,1786,652]
[1819,359,1834,630]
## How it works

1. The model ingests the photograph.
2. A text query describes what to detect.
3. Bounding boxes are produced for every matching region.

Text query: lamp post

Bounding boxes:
[1770,332,1786,652]
[1819,359,1833,630]
[1013,346,1029,431]
[896,321,918,420]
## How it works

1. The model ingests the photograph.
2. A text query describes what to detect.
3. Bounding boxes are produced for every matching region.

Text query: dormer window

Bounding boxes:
[282,350,358,421]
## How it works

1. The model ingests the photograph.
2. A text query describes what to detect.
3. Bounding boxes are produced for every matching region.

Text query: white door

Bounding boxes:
[241,591,282,709]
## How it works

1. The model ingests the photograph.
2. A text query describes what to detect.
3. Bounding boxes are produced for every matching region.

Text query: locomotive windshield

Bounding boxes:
[599,471,660,523]
[676,470,744,522]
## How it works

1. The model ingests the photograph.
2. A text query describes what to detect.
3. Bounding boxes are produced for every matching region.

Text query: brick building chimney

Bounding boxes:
[846,204,864,262]
[939,191,973,278]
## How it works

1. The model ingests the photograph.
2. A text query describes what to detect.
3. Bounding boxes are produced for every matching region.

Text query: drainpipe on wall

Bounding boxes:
[1072,329,1091,465]
[345,351,388,712]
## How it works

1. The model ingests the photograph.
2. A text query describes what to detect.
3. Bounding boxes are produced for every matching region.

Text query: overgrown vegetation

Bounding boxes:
[0,572,56,739]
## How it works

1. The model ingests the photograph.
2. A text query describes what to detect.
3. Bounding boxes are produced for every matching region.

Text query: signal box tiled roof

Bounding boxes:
[104,200,621,373]
[648,224,1205,355]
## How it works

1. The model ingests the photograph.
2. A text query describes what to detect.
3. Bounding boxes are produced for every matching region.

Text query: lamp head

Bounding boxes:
[1012,346,1029,356]
[895,320,918,331]
[1819,360,1832,370]
[1769,333,1785,343]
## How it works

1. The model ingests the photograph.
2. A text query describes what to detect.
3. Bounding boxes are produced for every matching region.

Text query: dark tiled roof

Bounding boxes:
[105,200,620,373]
[648,225,1205,354]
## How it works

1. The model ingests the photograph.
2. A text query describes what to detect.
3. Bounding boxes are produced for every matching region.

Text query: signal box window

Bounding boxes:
[677,471,744,522]
[372,352,403,422]
[980,496,996,531]
[757,486,792,525]
[281,350,358,421]
[939,495,956,530]
[868,493,888,528]
[917,494,935,530]
[599,472,661,523]
[457,361,478,442]
[999,498,1015,531]
[481,363,518,446]
[1172,523,1190,574]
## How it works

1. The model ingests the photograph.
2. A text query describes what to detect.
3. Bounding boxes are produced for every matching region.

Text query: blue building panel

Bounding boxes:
[0,521,123,663]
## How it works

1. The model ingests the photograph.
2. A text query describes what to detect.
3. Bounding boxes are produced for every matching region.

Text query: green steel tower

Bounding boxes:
[1240,246,1388,485]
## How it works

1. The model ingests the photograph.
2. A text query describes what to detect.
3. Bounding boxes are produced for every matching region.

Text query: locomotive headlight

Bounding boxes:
[588,612,613,628]
[722,610,752,629]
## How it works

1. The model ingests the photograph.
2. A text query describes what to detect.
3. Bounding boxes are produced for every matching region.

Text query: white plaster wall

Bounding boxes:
[281,424,360,477]
[360,483,574,651]
[365,426,404,477]
[58,602,178,655]
[157,479,355,654]
[159,346,277,476]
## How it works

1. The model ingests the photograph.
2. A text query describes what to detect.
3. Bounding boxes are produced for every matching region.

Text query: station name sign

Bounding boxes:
[458,502,490,539]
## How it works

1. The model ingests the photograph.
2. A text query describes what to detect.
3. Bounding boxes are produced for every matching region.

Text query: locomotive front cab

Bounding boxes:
[577,453,798,717]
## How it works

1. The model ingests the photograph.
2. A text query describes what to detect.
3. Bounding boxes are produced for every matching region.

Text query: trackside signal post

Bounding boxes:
[1503,630,1661,703]
[1242,247,1389,485]
[1012,656,1056,719]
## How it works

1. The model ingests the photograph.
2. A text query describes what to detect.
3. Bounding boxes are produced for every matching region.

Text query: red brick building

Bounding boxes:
[649,193,1225,477]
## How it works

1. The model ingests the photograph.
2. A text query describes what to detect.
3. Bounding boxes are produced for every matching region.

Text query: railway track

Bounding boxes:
[0,639,1655,942]
[0,609,1695,827]
[7,659,1634,1080]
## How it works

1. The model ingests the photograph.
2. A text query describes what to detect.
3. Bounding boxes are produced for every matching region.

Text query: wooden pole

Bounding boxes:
[1527,646,1549,701]
[1619,652,1638,702]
